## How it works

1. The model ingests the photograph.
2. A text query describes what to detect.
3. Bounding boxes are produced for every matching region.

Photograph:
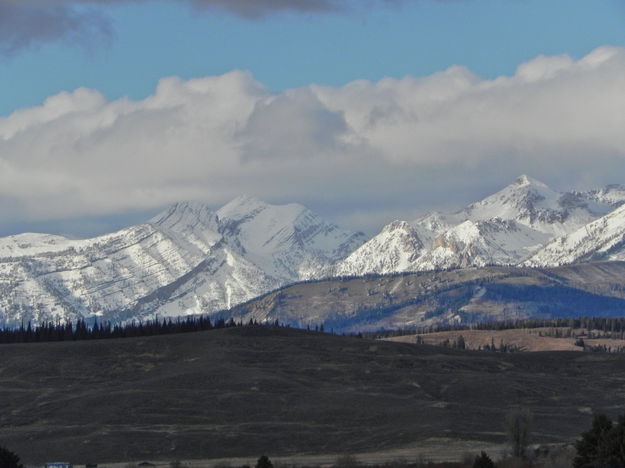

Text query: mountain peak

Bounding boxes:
[383,220,413,232]
[511,174,550,189]
[466,175,557,214]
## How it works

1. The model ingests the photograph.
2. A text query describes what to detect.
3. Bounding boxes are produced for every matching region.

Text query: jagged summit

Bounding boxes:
[514,174,547,187]
[383,220,415,232]
[463,174,562,224]
[339,175,621,276]
[582,184,625,208]
[335,220,424,276]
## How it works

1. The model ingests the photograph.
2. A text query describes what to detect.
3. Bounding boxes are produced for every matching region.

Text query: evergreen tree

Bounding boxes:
[612,415,625,468]
[472,451,496,468]
[456,334,466,350]
[255,455,273,468]
[0,445,22,468]
[574,413,625,468]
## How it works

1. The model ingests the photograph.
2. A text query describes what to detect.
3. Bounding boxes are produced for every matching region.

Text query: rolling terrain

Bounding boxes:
[1,326,625,464]
[385,327,625,352]
[226,262,625,332]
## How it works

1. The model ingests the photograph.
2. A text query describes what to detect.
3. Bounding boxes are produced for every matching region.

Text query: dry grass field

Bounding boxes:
[1,326,625,465]
[385,327,625,352]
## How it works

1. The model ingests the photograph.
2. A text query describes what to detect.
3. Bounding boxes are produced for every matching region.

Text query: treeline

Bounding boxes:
[369,317,625,340]
[0,316,282,345]
[416,334,522,353]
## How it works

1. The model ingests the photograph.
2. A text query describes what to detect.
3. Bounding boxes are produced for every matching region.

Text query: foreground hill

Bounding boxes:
[2,326,625,464]
[227,261,625,332]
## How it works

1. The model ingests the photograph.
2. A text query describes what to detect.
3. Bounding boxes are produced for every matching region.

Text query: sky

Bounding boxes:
[1,0,625,237]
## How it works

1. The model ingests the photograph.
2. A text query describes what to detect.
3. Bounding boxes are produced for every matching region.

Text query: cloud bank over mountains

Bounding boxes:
[1,46,625,232]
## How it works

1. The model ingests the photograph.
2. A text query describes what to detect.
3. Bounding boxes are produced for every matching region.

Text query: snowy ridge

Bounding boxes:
[338,175,625,275]
[524,203,625,267]
[0,223,213,326]
[580,184,625,207]
[335,221,424,276]
[0,198,364,326]
[216,196,365,280]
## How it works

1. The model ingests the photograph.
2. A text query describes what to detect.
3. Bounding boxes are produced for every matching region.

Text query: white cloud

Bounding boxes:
[239,89,349,161]
[2,47,625,234]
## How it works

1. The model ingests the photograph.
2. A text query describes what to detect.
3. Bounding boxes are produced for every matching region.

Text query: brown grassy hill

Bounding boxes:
[1,326,625,464]
[385,328,625,352]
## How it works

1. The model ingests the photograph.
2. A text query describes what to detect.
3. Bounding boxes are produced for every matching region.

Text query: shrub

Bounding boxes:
[256,455,273,468]
[574,413,625,468]
[0,446,22,468]
[505,408,532,459]
[473,451,496,468]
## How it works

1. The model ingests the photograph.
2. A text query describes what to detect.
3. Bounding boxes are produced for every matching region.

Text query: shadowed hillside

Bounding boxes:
[1,326,625,463]
[225,262,625,331]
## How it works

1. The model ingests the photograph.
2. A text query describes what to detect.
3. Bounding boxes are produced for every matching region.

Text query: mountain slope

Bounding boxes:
[0,198,364,325]
[338,175,625,275]
[227,262,625,332]
[335,221,424,276]
[0,223,216,325]
[525,204,625,267]
[216,196,365,280]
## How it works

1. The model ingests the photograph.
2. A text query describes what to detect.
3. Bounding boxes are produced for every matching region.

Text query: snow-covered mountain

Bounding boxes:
[0,198,364,326]
[336,221,424,276]
[2,176,625,327]
[524,203,625,267]
[337,175,625,275]
[214,196,364,280]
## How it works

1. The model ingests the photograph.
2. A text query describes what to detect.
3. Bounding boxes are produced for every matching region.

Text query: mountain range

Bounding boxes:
[336,175,625,275]
[2,175,625,327]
